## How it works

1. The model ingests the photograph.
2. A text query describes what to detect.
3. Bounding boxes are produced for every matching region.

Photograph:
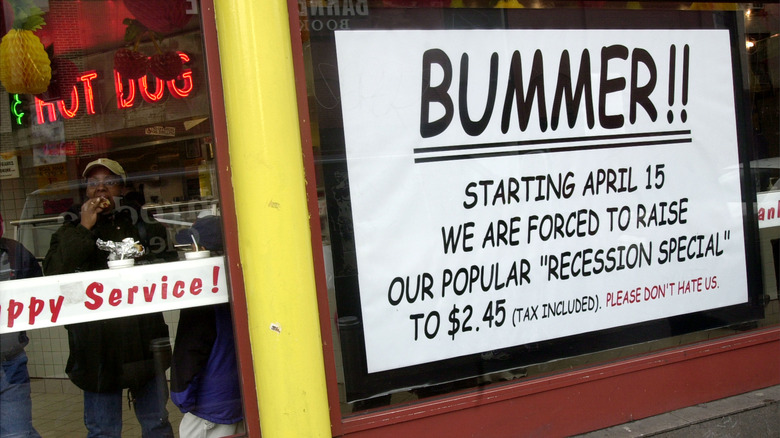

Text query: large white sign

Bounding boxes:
[335,29,751,373]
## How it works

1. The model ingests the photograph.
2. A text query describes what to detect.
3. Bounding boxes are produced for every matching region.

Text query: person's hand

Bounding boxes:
[80,197,108,230]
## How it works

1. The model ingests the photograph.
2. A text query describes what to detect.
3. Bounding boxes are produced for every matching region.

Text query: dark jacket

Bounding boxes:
[43,207,169,392]
[0,237,43,360]
[170,304,242,424]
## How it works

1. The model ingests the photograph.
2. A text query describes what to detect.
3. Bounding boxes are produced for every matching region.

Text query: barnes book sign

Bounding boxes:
[334,28,756,373]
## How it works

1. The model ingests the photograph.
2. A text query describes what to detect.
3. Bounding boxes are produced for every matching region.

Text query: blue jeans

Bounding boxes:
[0,352,41,438]
[83,376,173,438]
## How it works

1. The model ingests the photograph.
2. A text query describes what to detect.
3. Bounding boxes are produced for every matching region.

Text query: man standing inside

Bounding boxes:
[44,158,173,438]
[171,215,244,437]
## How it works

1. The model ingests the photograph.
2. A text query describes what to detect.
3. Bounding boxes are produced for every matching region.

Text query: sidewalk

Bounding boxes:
[577,385,780,437]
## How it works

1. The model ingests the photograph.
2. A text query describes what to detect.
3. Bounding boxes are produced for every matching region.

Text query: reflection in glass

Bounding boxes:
[0,1,243,435]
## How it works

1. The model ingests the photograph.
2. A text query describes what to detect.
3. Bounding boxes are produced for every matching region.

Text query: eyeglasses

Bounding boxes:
[86,178,121,188]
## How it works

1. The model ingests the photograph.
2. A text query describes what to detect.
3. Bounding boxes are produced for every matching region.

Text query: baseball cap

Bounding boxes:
[82,158,126,183]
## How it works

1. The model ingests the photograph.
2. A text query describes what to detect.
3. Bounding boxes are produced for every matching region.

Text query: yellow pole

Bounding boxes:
[213,1,331,437]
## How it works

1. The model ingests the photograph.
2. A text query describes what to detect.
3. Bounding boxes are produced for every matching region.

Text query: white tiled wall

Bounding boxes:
[26,327,69,378]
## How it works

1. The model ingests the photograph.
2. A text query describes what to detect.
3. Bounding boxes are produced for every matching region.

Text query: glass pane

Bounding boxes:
[1,1,244,436]
[298,1,780,414]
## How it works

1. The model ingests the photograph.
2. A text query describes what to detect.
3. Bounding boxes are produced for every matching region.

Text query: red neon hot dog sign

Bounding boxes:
[34,52,194,124]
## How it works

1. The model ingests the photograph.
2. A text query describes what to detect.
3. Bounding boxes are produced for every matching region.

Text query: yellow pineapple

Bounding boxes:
[0,4,51,94]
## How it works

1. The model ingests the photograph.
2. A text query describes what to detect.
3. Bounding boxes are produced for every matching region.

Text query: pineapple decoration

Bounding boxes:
[0,1,51,94]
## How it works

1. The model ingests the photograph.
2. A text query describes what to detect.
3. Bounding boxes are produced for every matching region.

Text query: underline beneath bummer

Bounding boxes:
[413,130,692,164]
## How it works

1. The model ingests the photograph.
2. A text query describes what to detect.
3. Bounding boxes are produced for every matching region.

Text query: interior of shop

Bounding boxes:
[1,1,226,435]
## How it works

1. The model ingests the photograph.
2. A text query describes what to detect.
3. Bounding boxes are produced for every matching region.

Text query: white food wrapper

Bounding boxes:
[97,237,145,261]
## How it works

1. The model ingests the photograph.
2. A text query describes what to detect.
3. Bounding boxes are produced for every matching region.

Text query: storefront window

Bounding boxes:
[1,1,244,436]
[297,1,779,415]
